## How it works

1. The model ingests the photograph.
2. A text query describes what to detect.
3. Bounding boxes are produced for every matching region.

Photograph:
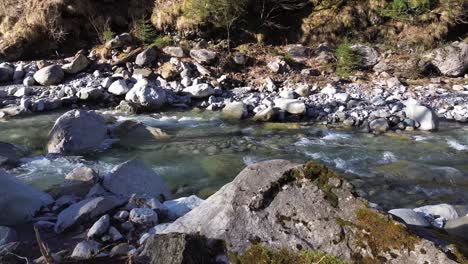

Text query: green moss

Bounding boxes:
[231,244,347,264]
[151,35,173,48]
[356,208,418,256]
[303,161,341,207]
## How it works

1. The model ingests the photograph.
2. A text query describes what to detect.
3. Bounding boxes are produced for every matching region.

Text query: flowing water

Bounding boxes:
[1,110,468,210]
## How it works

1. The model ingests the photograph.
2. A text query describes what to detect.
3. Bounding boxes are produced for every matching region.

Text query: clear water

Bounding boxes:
[1,110,468,210]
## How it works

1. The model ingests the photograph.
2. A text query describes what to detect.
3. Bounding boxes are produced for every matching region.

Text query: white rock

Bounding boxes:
[129,208,158,226]
[108,79,129,95]
[71,240,101,260]
[414,204,458,221]
[405,105,439,131]
[183,83,215,98]
[273,98,306,115]
[87,214,110,238]
[389,208,430,227]
[163,195,204,221]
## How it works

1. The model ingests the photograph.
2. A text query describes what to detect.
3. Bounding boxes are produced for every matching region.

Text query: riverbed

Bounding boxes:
[1,110,468,210]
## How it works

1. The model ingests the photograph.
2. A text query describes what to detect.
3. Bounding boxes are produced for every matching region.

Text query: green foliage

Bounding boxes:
[230,243,347,264]
[152,35,172,48]
[334,40,362,77]
[102,29,115,43]
[135,19,158,46]
[380,0,437,19]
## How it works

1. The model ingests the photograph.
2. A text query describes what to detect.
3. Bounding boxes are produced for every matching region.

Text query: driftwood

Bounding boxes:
[111,47,144,66]
[34,226,56,264]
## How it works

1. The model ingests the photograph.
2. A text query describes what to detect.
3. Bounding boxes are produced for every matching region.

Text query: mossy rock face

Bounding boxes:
[162,160,456,263]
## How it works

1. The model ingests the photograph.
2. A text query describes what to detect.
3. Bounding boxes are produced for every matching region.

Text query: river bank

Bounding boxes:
[0,35,468,263]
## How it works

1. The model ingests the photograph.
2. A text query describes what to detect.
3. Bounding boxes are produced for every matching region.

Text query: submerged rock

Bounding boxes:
[0,170,53,226]
[163,160,456,263]
[0,227,17,246]
[0,142,22,168]
[47,110,109,155]
[102,160,172,200]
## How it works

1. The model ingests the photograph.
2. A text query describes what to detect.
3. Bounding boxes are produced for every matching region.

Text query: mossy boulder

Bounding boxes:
[162,160,457,263]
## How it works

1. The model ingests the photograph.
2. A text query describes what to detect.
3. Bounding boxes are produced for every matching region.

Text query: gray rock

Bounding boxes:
[78,87,102,100]
[163,46,185,58]
[55,196,126,233]
[0,170,53,226]
[62,54,89,74]
[33,65,64,86]
[0,227,17,246]
[109,226,123,241]
[189,49,217,64]
[222,102,247,120]
[232,52,247,65]
[110,243,135,257]
[47,110,109,155]
[387,77,402,88]
[0,142,22,168]
[273,98,306,115]
[0,64,14,82]
[388,209,430,227]
[138,233,227,264]
[108,79,129,95]
[183,83,215,98]
[87,214,110,238]
[23,76,36,86]
[252,107,275,122]
[426,41,468,77]
[405,105,439,131]
[136,48,158,67]
[267,57,289,73]
[13,65,25,81]
[444,215,468,239]
[125,79,166,109]
[71,240,101,260]
[369,118,389,133]
[106,33,133,49]
[129,208,158,226]
[163,195,204,221]
[162,160,454,263]
[351,44,380,68]
[102,160,172,199]
[59,166,98,197]
[286,44,309,61]
[101,77,113,89]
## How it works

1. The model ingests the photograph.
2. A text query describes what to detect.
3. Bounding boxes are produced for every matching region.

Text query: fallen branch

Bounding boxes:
[111,47,144,66]
[34,226,56,264]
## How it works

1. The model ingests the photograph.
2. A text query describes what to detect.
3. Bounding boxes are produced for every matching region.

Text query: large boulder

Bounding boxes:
[33,65,64,86]
[136,48,158,67]
[273,98,306,114]
[138,233,227,264]
[0,170,53,226]
[0,142,22,168]
[163,160,456,263]
[404,105,439,131]
[125,79,167,109]
[189,49,217,64]
[47,110,109,155]
[0,63,14,83]
[183,84,215,98]
[426,41,468,77]
[351,44,380,68]
[102,160,172,200]
[62,53,89,74]
[55,196,126,233]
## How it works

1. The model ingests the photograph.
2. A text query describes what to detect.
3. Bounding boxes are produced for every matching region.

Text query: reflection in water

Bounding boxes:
[1,110,468,209]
